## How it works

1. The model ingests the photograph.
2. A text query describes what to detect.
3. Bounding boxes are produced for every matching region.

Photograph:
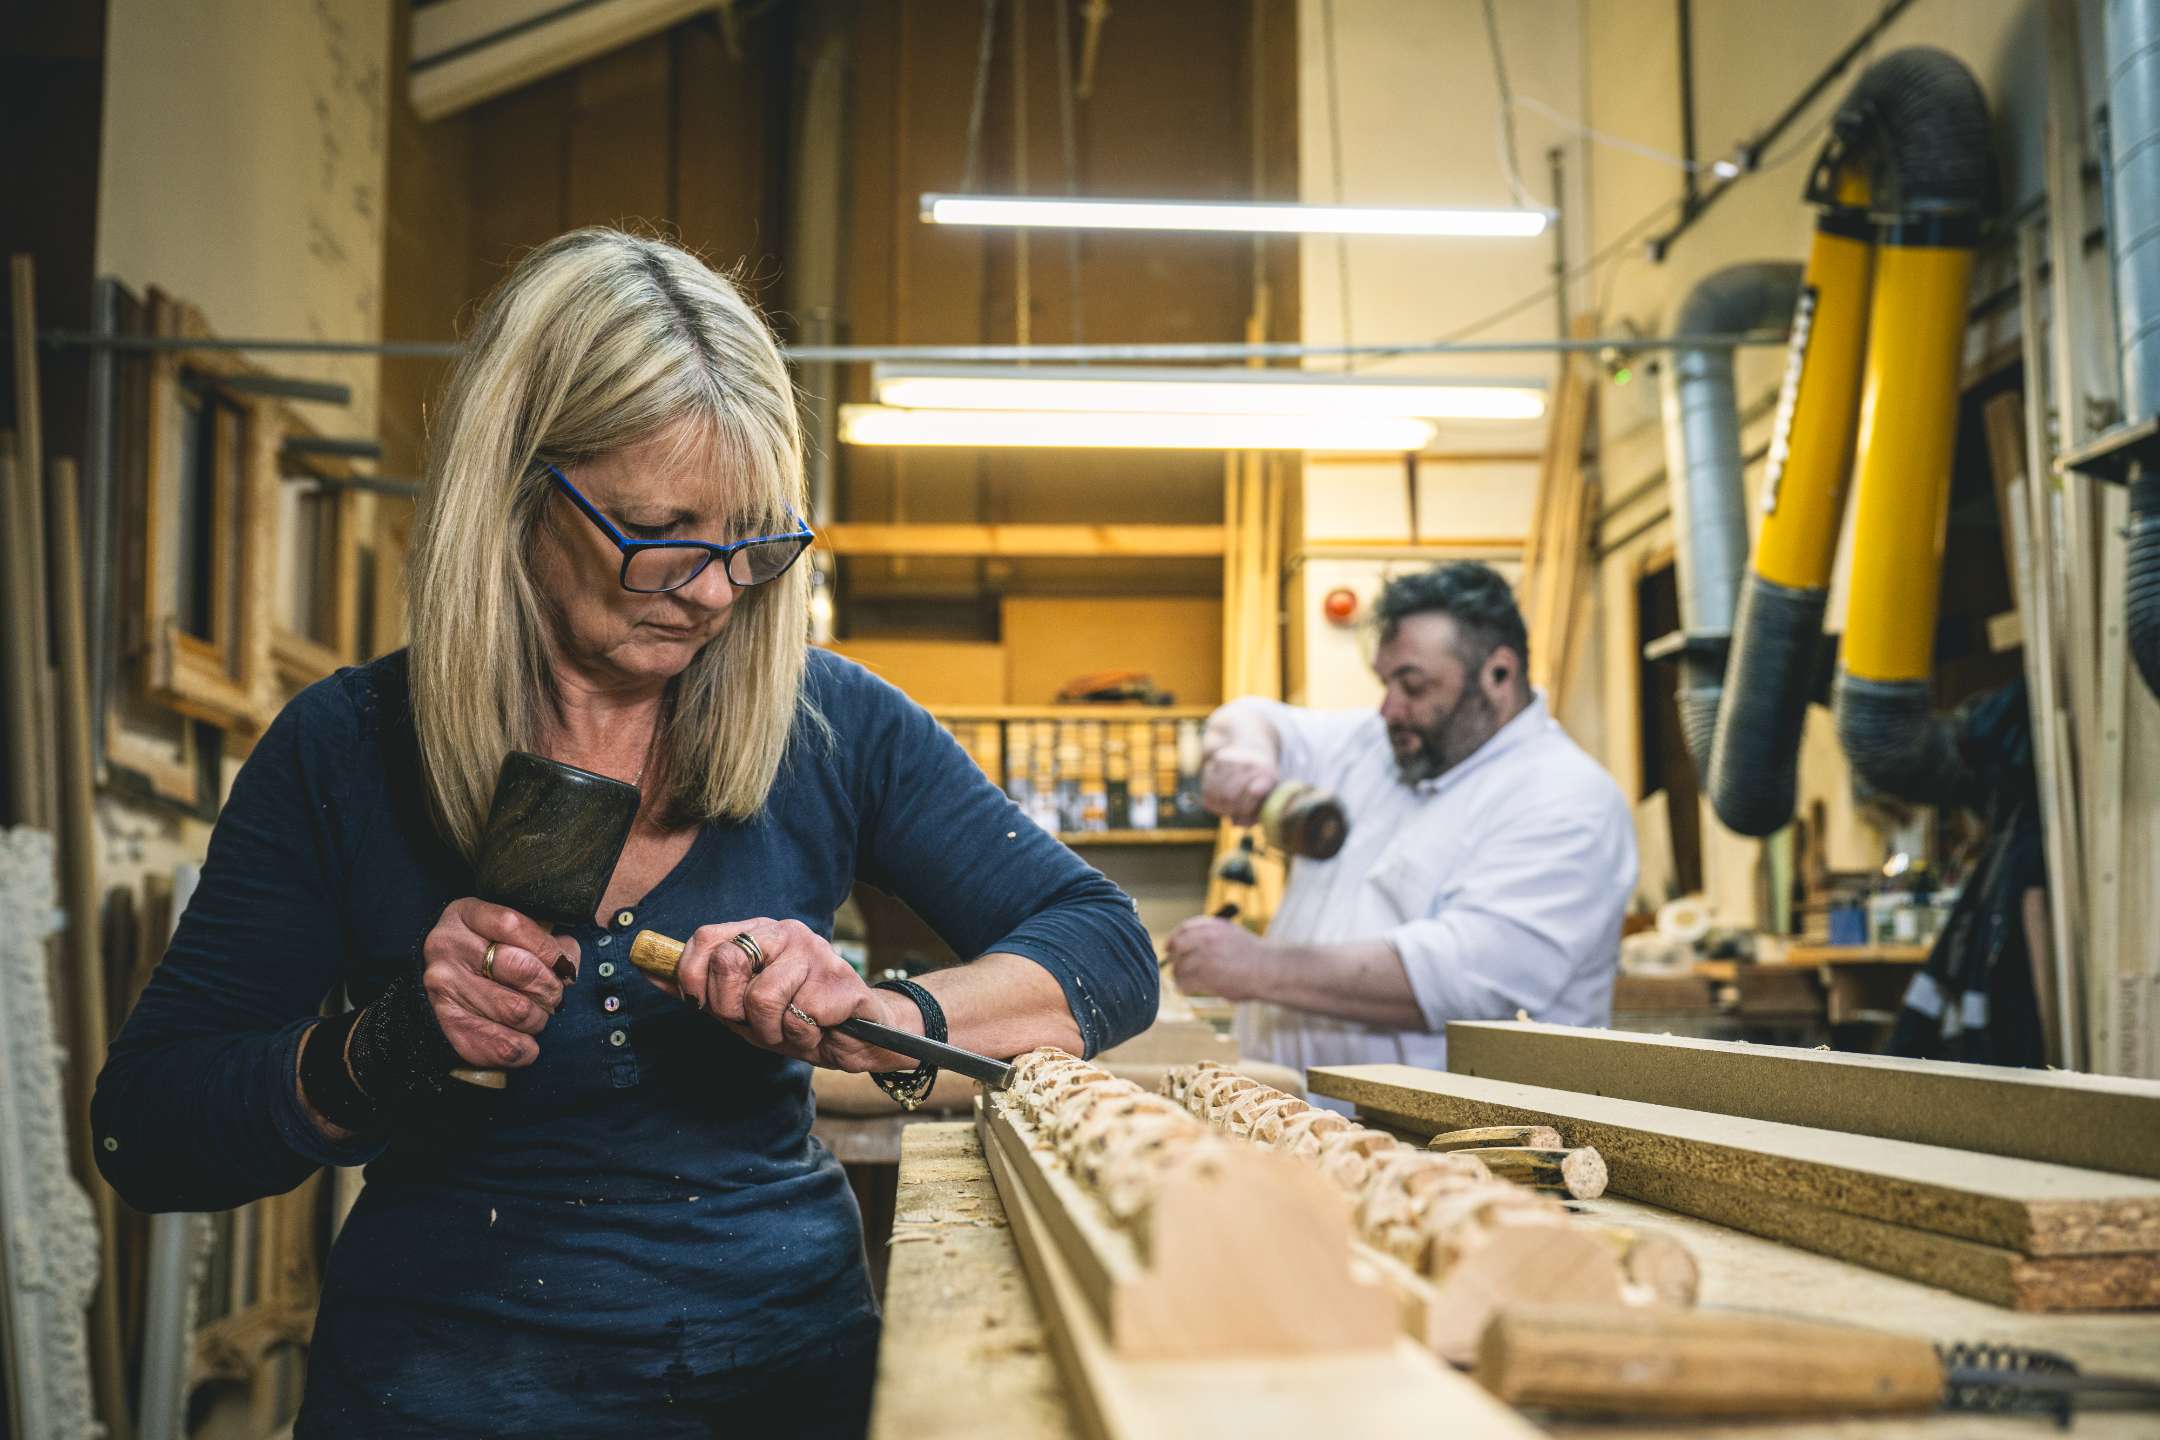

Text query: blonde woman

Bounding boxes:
[95,229,1158,1438]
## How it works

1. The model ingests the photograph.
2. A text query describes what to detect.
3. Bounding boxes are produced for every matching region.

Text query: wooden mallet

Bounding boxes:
[447,751,640,1088]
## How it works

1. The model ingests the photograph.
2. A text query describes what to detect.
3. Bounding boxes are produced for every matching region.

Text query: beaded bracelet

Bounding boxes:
[870,977,945,1111]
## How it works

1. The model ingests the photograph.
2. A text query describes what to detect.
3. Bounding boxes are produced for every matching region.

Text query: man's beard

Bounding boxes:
[1390,685,1501,785]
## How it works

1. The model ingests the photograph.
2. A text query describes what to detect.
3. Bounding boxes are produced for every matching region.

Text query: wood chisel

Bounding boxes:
[625,930,1015,1089]
[1478,1304,2160,1426]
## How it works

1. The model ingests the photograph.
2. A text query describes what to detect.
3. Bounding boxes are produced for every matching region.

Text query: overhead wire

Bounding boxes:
[1480,0,1540,209]
[1053,0,1085,346]
[959,0,1000,195]
[1320,0,1354,369]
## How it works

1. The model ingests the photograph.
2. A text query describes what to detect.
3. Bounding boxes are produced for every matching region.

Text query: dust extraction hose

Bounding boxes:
[2107,0,2160,700]
[1700,210,1874,836]
[1829,47,1996,807]
[1659,262,1804,779]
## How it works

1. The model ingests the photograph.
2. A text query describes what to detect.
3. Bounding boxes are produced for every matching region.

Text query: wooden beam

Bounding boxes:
[822,523,1226,559]
[1444,1023,2160,1180]
[1308,1065,2160,1258]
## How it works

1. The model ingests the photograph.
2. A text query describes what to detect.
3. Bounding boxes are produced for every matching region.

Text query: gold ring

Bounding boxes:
[482,942,499,982]
[785,1003,818,1028]
[731,931,765,973]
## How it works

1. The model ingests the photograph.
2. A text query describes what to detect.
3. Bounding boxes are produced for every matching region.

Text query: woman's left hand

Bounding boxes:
[661,918,926,1072]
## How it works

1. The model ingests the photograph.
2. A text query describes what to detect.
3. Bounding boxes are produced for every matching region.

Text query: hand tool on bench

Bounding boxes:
[449,751,640,1087]
[626,930,1015,1090]
[1478,1304,2160,1425]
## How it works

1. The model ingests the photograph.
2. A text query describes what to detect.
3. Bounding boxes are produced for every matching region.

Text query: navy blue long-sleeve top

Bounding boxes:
[93,648,1157,1435]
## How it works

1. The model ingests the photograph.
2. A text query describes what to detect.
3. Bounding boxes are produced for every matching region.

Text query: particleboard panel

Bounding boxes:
[1447,1022,2160,1180]
[974,1110,1536,1440]
[1001,598,1223,708]
[1308,1066,2160,1258]
[824,639,1007,708]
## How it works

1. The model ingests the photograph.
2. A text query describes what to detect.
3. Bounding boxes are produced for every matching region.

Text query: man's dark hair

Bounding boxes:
[1373,561,1530,680]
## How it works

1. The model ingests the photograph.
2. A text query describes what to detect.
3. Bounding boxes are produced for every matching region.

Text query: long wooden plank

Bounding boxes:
[976,1107,1536,1440]
[1445,1022,2160,1180]
[1309,1065,2160,1257]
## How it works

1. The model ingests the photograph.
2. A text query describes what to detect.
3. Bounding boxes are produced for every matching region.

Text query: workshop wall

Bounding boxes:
[1289,0,1586,712]
[1580,0,2052,924]
[91,0,393,896]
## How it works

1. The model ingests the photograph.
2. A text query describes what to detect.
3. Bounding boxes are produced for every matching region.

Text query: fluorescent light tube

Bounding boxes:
[872,364,1546,421]
[837,405,1436,452]
[921,193,1551,238]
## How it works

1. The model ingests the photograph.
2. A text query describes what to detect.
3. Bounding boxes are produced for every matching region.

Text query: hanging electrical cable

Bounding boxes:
[1480,0,1539,210]
[959,0,1000,197]
[1053,0,1085,346]
[1321,0,1354,369]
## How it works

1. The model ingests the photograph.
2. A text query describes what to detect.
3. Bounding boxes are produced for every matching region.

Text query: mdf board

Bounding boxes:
[1445,1022,2160,1181]
[1307,1065,2160,1258]
[1002,597,1222,707]
[824,639,1006,708]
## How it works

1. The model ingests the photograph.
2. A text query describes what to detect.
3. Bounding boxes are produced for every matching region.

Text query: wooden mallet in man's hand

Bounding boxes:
[447,752,641,1088]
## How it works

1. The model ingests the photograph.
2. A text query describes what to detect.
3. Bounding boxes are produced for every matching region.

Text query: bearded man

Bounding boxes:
[1166,562,1635,1096]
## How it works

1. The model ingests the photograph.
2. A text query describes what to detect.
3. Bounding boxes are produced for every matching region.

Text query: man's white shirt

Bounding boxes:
[1221,691,1636,1088]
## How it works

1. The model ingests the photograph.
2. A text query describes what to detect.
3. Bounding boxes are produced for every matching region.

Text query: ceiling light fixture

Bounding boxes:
[871,364,1546,421]
[836,405,1437,452]
[920,193,1551,238]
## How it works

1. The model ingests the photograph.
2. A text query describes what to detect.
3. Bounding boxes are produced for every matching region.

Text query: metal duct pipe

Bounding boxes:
[2106,0,2160,699]
[1659,262,1804,778]
[1828,47,1997,805]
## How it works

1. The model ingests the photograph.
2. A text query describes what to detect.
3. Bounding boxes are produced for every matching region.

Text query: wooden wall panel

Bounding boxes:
[567,36,674,233]
[673,20,784,287]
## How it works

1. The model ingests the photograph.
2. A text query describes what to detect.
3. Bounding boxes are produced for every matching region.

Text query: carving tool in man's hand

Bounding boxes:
[626,930,1014,1089]
[449,752,641,1088]
[1478,1305,2160,1425]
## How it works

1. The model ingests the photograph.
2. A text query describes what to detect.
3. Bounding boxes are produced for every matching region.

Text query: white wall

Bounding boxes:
[93,0,391,891]
[1291,0,1585,716]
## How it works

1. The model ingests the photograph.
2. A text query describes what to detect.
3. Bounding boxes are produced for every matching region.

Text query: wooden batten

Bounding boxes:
[1310,1066,2160,1261]
[1445,1022,2160,1180]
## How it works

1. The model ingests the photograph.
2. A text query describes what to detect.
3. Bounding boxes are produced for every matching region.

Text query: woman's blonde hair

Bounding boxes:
[407,228,814,857]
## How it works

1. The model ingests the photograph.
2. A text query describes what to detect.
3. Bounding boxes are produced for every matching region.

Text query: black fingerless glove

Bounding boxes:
[299,968,463,1130]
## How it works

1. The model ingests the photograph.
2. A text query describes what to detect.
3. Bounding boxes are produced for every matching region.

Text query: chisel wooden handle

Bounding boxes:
[627,930,1015,1087]
[1477,1305,1944,1418]
[1464,1146,1608,1199]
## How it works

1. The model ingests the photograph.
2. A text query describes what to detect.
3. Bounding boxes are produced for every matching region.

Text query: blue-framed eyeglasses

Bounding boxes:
[545,464,815,595]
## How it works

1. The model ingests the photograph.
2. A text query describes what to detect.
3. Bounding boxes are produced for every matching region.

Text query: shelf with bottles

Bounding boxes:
[928,704,1214,722]
[1053,829,1217,846]
[935,710,1216,837]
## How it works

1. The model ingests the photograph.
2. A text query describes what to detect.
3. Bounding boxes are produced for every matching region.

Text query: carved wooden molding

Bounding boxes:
[0,827,100,1439]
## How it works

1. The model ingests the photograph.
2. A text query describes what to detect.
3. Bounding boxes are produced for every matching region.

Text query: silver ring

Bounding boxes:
[785,1003,818,1029]
[731,932,765,973]
[482,942,499,982]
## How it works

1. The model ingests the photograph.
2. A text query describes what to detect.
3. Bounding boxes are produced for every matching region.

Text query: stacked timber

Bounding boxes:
[1311,1051,2160,1313]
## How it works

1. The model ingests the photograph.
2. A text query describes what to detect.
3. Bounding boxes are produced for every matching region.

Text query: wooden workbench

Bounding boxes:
[872,1122,2160,1439]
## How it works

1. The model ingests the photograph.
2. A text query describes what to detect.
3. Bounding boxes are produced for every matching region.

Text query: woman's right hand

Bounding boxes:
[420,899,581,1069]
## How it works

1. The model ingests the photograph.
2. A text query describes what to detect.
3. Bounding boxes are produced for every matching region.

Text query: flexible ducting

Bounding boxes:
[2106,0,2160,699]
[1829,48,1996,805]
[1700,207,1873,837]
[1659,263,1804,779]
